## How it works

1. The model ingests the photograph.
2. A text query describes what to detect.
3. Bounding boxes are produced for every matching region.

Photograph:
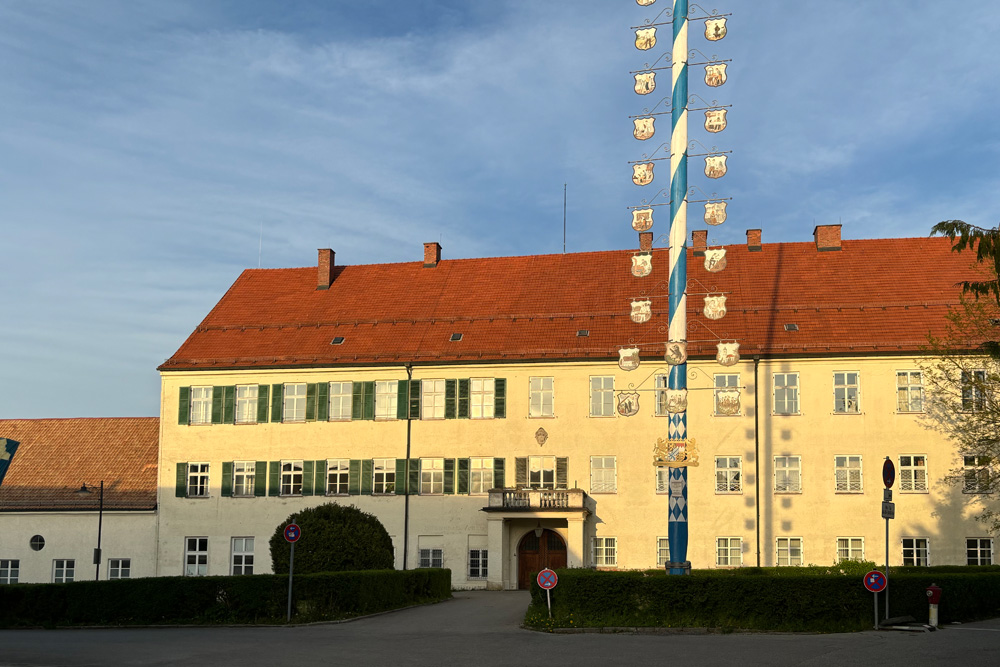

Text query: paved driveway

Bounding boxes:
[2,591,1000,667]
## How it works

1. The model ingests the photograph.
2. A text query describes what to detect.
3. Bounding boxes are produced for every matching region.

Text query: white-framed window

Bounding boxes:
[421,380,446,419]
[327,459,350,495]
[774,456,801,493]
[899,455,928,492]
[233,461,255,496]
[837,537,864,562]
[468,549,488,579]
[655,467,670,494]
[833,372,860,413]
[419,548,443,568]
[329,381,353,420]
[280,460,304,496]
[773,373,799,415]
[470,457,494,494]
[184,537,208,576]
[470,378,495,419]
[590,456,617,493]
[714,374,740,415]
[420,458,444,495]
[593,537,617,567]
[715,456,742,494]
[963,455,992,494]
[373,458,395,494]
[962,369,987,412]
[655,374,670,417]
[53,559,75,583]
[896,371,924,413]
[0,559,19,584]
[529,376,554,417]
[590,376,614,417]
[657,537,670,567]
[283,383,307,422]
[776,537,803,566]
[375,380,398,419]
[834,455,863,493]
[108,558,131,580]
[902,537,929,566]
[716,537,742,566]
[967,538,994,565]
[235,385,257,424]
[187,462,210,497]
[190,386,213,425]
[529,455,556,490]
[231,537,254,575]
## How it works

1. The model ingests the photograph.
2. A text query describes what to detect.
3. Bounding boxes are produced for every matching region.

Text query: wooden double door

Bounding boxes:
[517,529,567,590]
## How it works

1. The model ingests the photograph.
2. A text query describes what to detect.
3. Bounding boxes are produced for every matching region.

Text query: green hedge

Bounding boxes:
[527,568,1000,633]
[0,568,451,628]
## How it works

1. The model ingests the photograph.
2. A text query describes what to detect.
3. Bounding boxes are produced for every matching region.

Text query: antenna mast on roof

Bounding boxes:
[258,221,263,268]
[563,183,567,254]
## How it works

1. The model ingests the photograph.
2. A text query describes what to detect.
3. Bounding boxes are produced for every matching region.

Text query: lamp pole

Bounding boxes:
[77,481,104,580]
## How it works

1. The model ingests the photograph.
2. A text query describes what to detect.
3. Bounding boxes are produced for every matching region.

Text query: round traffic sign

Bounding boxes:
[883,458,895,489]
[283,523,301,543]
[537,568,558,590]
[864,570,887,593]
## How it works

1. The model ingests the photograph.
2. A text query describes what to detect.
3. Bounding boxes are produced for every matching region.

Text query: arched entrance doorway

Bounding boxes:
[517,529,567,590]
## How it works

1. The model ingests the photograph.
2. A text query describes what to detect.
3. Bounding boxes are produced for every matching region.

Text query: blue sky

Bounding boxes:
[2,0,999,418]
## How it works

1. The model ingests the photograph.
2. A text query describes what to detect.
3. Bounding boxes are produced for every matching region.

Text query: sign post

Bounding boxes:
[284,522,301,622]
[537,568,558,619]
[864,570,888,630]
[882,458,895,622]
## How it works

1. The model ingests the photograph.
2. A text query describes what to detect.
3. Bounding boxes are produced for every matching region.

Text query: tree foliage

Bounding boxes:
[931,220,1000,306]
[269,503,394,575]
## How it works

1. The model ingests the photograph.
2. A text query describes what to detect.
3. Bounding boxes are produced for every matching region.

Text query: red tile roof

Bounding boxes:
[159,236,987,370]
[0,418,159,511]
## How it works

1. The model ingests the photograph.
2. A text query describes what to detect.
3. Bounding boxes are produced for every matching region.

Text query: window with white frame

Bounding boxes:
[233,461,255,496]
[593,537,617,567]
[0,559,19,584]
[714,374,740,415]
[716,537,742,566]
[655,374,669,416]
[590,456,617,493]
[837,537,864,562]
[419,548,443,568]
[327,459,350,495]
[184,537,208,576]
[231,537,254,575]
[468,549,488,579]
[899,455,928,492]
[235,385,258,424]
[529,455,556,490]
[421,380,446,419]
[590,376,614,417]
[283,383,307,422]
[420,458,444,495]
[470,457,494,494]
[773,373,799,414]
[774,456,801,493]
[962,370,987,411]
[902,537,929,566]
[470,378,495,419]
[190,386,213,424]
[375,380,398,419]
[529,377,554,417]
[967,538,993,565]
[896,371,924,412]
[656,467,670,494]
[776,537,803,566]
[280,460,303,496]
[108,558,131,580]
[834,455,863,493]
[657,537,670,567]
[329,381,353,420]
[52,559,74,583]
[833,372,860,413]
[715,456,742,494]
[373,458,395,494]
[187,462,210,497]
[963,456,992,493]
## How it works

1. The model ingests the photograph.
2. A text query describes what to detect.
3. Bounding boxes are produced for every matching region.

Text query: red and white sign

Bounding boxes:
[864,570,887,593]
[284,523,301,543]
[537,568,558,590]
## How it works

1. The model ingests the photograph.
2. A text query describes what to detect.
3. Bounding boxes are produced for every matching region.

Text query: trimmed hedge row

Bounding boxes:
[0,568,451,628]
[528,568,1000,633]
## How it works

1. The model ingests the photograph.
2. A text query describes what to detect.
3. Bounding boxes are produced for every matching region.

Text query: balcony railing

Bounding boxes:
[486,488,587,511]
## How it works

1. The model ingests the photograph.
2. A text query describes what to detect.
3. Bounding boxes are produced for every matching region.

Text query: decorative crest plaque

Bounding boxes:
[665,388,688,413]
[716,341,740,366]
[633,116,655,141]
[631,252,653,278]
[705,17,727,41]
[634,71,656,95]
[703,294,727,320]
[618,347,641,372]
[705,155,728,179]
[654,438,700,468]
[704,109,727,133]
[704,247,727,273]
[632,162,655,186]
[715,388,740,415]
[635,27,657,51]
[705,63,728,87]
[636,0,656,6]
[664,340,688,365]
[704,201,727,226]
[631,207,653,231]
[630,299,653,324]
[616,391,641,416]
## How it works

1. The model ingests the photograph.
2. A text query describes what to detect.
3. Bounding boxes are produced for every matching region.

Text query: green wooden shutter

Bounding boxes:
[254,461,267,496]
[515,457,528,487]
[396,459,408,495]
[222,386,236,424]
[444,459,456,494]
[349,460,361,495]
[556,457,569,489]
[458,379,470,419]
[494,458,505,489]
[211,386,224,424]
[408,458,419,494]
[445,379,457,419]
[315,460,326,495]
[305,383,318,421]
[396,381,409,420]
[408,380,421,419]
[221,461,233,497]
[317,383,329,421]
[363,381,375,420]
[271,384,283,423]
[302,460,315,495]
[175,463,187,497]
[256,385,269,424]
[268,461,280,497]
[178,387,190,425]
[457,458,470,494]
[495,378,507,418]
[361,459,374,495]
[352,382,364,419]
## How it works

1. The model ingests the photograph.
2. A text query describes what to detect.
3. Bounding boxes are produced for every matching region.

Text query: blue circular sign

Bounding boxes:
[864,570,887,593]
[284,523,301,543]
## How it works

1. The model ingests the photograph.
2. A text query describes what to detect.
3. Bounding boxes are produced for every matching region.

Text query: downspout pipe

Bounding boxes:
[754,355,761,567]
[403,364,413,570]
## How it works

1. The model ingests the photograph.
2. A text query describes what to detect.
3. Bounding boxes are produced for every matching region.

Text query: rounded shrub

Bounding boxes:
[269,503,394,574]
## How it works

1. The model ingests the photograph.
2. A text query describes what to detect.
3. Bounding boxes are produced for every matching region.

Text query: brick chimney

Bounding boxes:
[423,242,442,267]
[639,232,653,252]
[692,230,707,256]
[814,224,842,251]
[317,248,335,290]
[746,229,762,252]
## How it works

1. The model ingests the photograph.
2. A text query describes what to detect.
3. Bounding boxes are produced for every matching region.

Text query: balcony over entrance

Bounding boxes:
[483,488,588,512]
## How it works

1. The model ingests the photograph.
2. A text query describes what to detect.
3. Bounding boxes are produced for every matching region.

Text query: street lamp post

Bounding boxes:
[76,480,104,580]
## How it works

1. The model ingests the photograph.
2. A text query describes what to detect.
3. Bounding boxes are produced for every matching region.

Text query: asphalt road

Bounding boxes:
[2,591,999,667]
